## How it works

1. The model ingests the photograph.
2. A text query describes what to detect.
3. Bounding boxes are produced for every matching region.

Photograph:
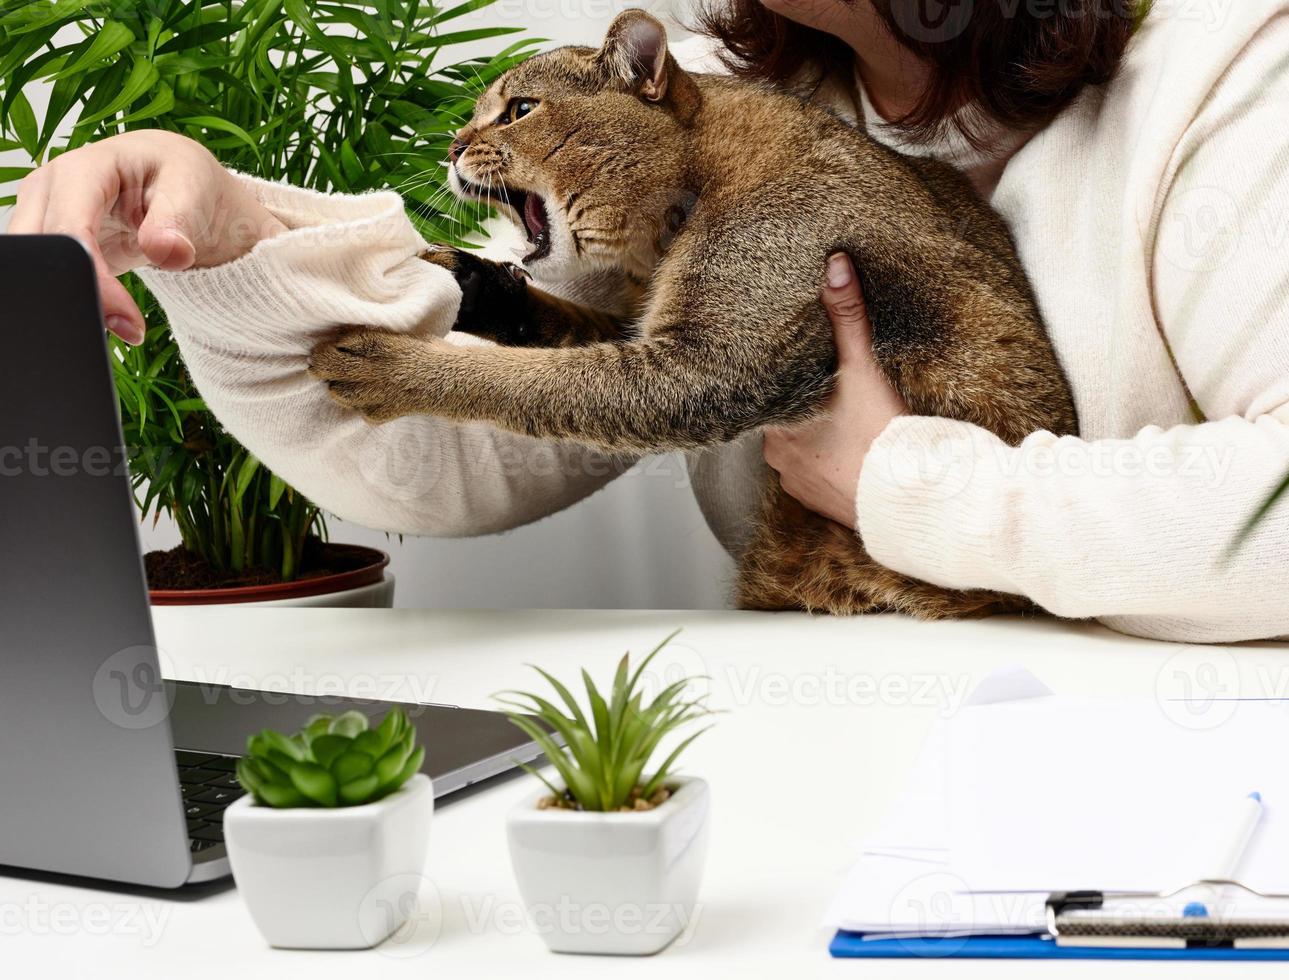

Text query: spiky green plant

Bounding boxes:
[496,631,716,813]
[236,707,424,808]
[0,0,539,581]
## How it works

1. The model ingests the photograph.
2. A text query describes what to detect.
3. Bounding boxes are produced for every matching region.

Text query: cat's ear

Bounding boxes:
[597,10,670,102]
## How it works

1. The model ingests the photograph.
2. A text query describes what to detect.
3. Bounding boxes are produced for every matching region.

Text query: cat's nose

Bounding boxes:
[448,138,469,164]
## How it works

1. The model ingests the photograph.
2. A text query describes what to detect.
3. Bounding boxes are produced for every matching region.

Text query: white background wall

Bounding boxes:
[0,1,736,609]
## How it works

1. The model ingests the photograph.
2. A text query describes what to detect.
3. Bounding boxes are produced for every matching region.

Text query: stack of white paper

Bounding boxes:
[825,666,1289,939]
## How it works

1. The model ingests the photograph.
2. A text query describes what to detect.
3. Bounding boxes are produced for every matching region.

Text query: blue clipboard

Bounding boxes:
[830,931,1289,961]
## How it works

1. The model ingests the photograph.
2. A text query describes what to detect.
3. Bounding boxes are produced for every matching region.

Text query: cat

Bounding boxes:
[308,9,1078,618]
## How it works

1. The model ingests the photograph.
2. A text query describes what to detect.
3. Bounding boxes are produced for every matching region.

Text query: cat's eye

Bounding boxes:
[499,98,538,125]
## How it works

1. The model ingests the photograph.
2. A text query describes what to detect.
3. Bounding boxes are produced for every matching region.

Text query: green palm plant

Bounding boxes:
[236,707,424,807]
[0,0,538,580]
[496,631,717,813]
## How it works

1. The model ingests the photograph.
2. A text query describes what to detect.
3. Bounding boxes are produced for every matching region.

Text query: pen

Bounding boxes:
[1184,790,1264,918]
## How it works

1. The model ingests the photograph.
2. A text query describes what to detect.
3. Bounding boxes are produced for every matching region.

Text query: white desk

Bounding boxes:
[5,608,1287,977]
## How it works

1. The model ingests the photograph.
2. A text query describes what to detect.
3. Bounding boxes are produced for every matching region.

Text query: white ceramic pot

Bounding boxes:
[224,774,433,949]
[507,776,710,955]
[248,575,396,608]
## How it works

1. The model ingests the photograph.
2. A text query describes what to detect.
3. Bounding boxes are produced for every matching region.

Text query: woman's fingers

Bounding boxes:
[99,280,147,344]
[135,176,199,271]
[37,155,115,246]
[136,151,286,269]
[823,252,874,365]
[133,146,234,269]
[12,161,147,342]
[6,169,49,234]
[760,253,910,529]
[823,252,904,404]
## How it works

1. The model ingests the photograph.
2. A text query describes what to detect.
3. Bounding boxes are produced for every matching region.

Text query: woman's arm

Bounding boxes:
[9,130,631,536]
[136,172,633,536]
[773,40,1289,642]
[6,130,287,342]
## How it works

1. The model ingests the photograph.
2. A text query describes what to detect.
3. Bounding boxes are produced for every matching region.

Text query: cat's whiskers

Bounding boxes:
[384,152,474,232]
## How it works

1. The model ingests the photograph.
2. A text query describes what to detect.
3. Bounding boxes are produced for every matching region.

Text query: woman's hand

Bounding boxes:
[763,253,908,528]
[7,130,287,344]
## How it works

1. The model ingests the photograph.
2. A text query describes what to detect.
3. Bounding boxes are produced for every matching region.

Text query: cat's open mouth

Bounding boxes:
[456,176,551,261]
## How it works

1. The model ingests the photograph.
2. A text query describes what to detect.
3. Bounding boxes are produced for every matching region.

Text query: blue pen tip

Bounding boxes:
[1183,902,1209,918]
[1250,791,1263,802]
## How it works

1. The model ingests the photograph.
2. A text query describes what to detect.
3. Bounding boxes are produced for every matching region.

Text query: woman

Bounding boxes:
[9,0,1288,641]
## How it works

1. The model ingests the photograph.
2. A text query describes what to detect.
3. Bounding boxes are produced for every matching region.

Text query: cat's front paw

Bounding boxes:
[308,328,424,423]
[423,247,535,345]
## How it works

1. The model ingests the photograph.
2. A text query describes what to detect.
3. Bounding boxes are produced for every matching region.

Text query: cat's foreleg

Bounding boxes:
[308,322,833,454]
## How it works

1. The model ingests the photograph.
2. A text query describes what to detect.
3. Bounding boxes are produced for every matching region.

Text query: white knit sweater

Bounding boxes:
[139,0,1289,642]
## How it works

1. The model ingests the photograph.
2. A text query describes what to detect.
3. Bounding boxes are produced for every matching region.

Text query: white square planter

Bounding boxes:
[507,775,710,955]
[224,773,433,949]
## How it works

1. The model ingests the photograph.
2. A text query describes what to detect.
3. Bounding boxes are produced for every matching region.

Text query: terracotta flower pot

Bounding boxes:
[149,544,394,608]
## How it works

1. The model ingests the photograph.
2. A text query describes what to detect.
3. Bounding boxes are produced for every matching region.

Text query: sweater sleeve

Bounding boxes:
[855,24,1289,643]
[138,174,631,537]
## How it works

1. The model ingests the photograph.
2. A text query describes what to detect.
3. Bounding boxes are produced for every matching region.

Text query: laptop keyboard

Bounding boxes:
[175,750,245,852]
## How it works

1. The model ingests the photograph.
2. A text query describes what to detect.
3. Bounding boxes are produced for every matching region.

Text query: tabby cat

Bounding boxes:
[309,10,1077,618]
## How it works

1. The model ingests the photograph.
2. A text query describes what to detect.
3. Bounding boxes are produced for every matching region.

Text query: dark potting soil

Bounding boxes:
[144,539,376,591]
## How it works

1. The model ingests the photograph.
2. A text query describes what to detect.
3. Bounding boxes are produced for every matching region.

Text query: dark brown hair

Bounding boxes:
[695,0,1142,147]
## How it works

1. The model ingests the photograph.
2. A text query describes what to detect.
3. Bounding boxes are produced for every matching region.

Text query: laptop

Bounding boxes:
[0,235,545,888]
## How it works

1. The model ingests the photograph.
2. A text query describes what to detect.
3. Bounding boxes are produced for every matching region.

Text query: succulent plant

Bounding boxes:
[236,708,424,808]
[496,631,716,813]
